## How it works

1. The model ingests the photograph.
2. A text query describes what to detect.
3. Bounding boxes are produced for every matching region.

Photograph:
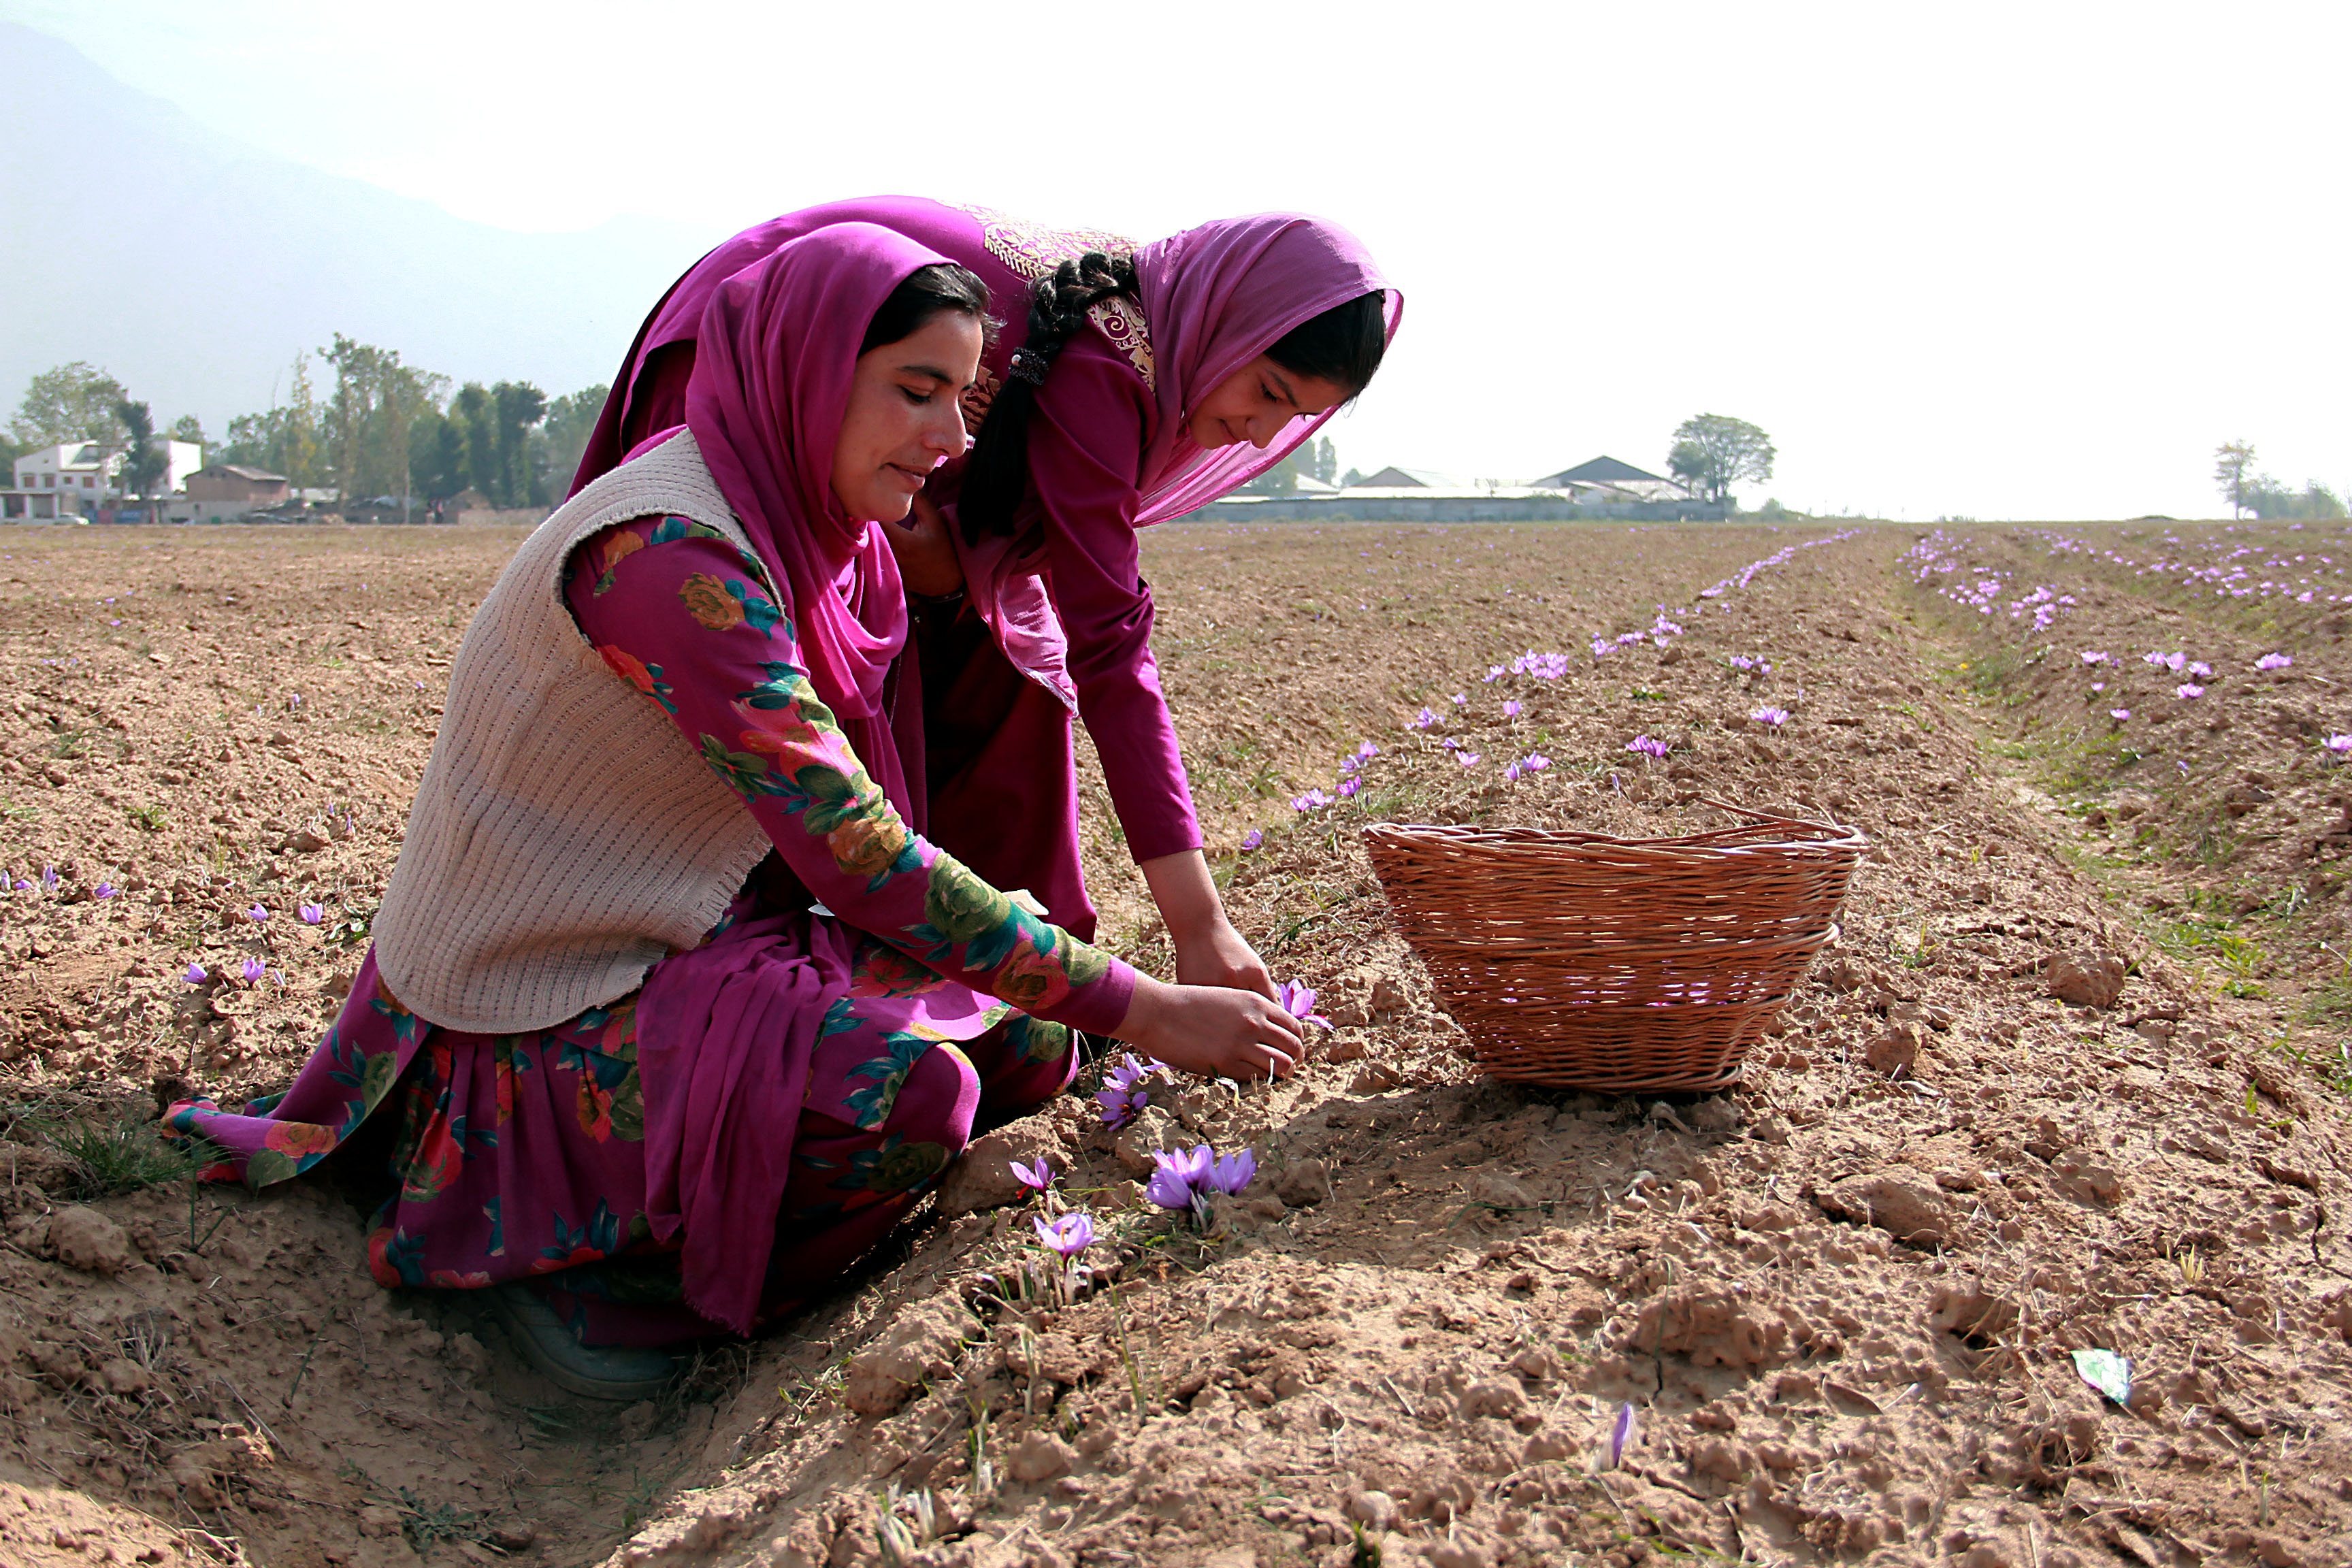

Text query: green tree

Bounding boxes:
[1239,453,1301,495]
[114,400,169,501]
[10,362,129,451]
[1666,414,1774,504]
[538,385,610,501]
[2242,474,2347,521]
[452,383,495,498]
[218,352,324,489]
[491,380,548,506]
[407,412,470,503]
[1341,466,1365,487]
[321,335,448,516]
[167,414,206,448]
[1301,435,1337,485]
[2213,440,2256,518]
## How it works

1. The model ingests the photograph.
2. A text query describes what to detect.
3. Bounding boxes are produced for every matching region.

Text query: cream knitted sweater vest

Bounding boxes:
[373,432,778,1032]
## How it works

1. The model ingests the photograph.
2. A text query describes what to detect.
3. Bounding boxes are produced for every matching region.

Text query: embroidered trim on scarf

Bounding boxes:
[949,202,1158,394]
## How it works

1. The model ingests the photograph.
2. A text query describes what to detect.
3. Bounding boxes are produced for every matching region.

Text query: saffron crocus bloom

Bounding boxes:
[1456,751,1482,766]
[1275,979,1330,1027]
[1450,693,1466,706]
[1290,787,1333,812]
[1409,707,1439,729]
[1032,1211,1095,1260]
[2325,734,2352,755]
[1503,761,1522,782]
[2142,651,2170,666]
[240,956,267,982]
[1751,707,1790,727]
[1009,1158,1054,1194]
[1357,741,1379,760]
[2110,708,2132,720]
[2164,652,2187,672]
[2257,652,2293,670]
[2175,683,2204,700]
[1095,1083,1148,1128]
[94,883,116,899]
[1143,1160,1196,1211]
[2080,651,2108,665]
[41,866,56,889]
[299,902,325,924]
[1524,753,1550,771]
[1503,700,1521,719]
[1205,1149,1258,1196]
[1145,1146,1217,1212]
[183,963,208,984]
[246,904,269,922]
[1626,735,1669,759]
[1591,638,1614,658]
[1240,828,1263,851]
[2187,661,2212,677]
[1338,777,1360,798]
[1608,1402,1639,1469]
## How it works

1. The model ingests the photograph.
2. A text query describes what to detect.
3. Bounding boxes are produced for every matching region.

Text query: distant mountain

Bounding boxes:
[0,22,729,432]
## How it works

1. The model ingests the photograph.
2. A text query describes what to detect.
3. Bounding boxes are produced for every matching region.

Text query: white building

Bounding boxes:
[10,438,203,500]
[1525,455,1694,504]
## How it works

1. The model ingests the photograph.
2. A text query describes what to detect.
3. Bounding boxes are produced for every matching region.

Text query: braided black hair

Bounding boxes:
[859,262,994,355]
[958,251,1139,541]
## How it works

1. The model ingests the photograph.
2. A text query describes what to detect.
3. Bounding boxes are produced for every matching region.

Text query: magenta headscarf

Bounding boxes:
[574,198,1399,527]
[1130,213,1401,525]
[680,220,949,722]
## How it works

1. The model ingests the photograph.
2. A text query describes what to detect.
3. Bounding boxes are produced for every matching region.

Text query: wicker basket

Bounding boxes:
[1362,807,1866,1092]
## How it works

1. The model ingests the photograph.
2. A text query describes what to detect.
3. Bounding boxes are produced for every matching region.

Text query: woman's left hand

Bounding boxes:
[879,493,965,598]
[1173,919,1277,1000]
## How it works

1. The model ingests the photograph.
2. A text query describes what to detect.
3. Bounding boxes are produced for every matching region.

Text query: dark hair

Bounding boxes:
[959,250,1139,541]
[859,262,994,354]
[1267,290,1388,397]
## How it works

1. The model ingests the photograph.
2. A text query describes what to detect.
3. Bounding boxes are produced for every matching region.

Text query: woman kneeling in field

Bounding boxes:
[165,225,1303,1398]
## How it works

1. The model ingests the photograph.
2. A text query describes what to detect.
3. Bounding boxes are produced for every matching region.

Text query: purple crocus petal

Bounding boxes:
[1033,1211,1095,1259]
[2256,652,2293,670]
[183,963,207,984]
[1609,1401,1639,1468]
[2175,683,2204,700]
[299,902,325,924]
[246,904,269,922]
[1338,777,1360,798]
[1009,1158,1053,1192]
[1358,741,1379,759]
[240,956,267,982]
[95,883,116,898]
[2323,734,2352,754]
[1144,1164,1194,1210]
[1457,751,1481,766]
[2110,708,2132,720]
[1173,1145,1215,1188]
[1503,701,1521,718]
[1207,1150,1258,1195]
[1525,753,1550,771]
[1503,762,1522,782]
[41,866,56,889]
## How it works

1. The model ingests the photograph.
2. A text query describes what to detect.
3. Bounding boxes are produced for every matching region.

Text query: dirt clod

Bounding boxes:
[44,1207,129,1275]
[2045,947,2126,1008]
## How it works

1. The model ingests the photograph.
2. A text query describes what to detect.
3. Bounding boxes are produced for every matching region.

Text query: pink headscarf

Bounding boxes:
[1131,214,1402,525]
[683,221,947,720]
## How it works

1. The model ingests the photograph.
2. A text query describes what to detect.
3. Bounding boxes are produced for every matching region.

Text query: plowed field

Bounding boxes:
[1,517,2347,1568]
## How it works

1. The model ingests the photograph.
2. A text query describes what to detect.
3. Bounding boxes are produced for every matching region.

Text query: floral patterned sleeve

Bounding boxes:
[564,517,1139,1036]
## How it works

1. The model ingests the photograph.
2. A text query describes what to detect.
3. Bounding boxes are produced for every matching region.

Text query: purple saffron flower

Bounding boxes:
[2256,652,2293,670]
[2325,734,2352,755]
[299,902,325,924]
[1626,735,1669,759]
[9,879,27,892]
[1590,638,1614,659]
[1751,707,1790,727]
[183,963,208,984]
[1205,1149,1258,1196]
[1032,1211,1095,1260]
[2175,683,2204,700]
[2142,651,2169,667]
[1240,828,1264,851]
[2187,661,2212,677]
[2164,652,2187,672]
[2080,651,2108,665]
[1275,979,1331,1027]
[240,956,267,982]
[246,903,269,922]
[1456,751,1481,766]
[41,866,57,889]
[1095,1083,1148,1128]
[1450,692,1466,706]
[1356,741,1379,760]
[1338,777,1360,798]
[1503,700,1521,718]
[1524,753,1550,771]
[1503,761,1522,781]
[1609,1402,1639,1468]
[1409,707,1439,729]
[94,883,116,899]
[2110,708,2132,720]
[1143,1159,1196,1211]
[1009,1158,1054,1194]
[1290,787,1334,812]
[1440,736,1460,750]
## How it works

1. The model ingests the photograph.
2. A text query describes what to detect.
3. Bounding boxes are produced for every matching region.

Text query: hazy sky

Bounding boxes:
[10,0,2346,519]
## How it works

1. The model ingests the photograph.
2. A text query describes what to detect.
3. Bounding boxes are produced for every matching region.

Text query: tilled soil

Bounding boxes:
[1,519,2348,1568]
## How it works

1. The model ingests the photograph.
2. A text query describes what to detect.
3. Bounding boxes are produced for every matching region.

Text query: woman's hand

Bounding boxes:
[1113,974,1305,1082]
[1139,849,1277,1001]
[878,492,965,598]
[1173,919,1277,999]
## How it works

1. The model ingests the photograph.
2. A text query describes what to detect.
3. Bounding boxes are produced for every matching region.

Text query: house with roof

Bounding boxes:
[3,437,203,521]
[1526,455,1694,504]
[1352,465,1471,491]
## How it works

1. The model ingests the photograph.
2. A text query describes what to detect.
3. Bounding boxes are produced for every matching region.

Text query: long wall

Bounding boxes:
[1177,495,1736,523]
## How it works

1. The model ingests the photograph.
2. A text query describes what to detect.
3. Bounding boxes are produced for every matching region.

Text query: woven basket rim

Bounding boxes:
[1363,802,1865,858]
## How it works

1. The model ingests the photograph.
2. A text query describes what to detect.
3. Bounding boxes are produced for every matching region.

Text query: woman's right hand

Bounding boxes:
[1113,974,1305,1082]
